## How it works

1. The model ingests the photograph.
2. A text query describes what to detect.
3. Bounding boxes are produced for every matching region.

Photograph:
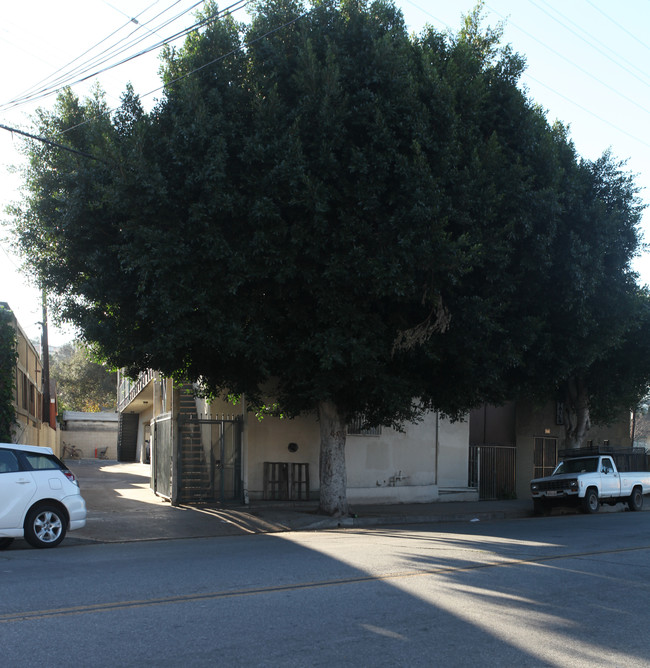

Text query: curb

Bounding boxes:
[298,508,533,531]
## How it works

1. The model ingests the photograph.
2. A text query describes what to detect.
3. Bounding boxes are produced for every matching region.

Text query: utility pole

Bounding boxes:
[41,290,51,427]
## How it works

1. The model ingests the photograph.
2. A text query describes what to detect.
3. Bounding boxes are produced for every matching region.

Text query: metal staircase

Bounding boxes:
[178,386,211,502]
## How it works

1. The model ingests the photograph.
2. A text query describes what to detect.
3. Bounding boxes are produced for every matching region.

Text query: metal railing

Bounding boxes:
[117,369,155,412]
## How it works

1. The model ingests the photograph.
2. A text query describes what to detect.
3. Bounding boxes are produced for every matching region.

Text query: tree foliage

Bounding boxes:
[7,0,648,513]
[0,304,18,442]
[50,342,117,413]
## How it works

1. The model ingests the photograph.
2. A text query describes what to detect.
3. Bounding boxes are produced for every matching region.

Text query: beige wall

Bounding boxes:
[62,420,118,459]
[135,406,154,462]
[16,421,60,454]
[198,396,472,504]
[39,422,60,456]
[437,416,472,490]
[245,411,320,499]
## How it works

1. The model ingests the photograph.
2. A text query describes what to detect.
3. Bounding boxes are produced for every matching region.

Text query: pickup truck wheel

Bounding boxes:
[582,488,599,514]
[628,487,644,512]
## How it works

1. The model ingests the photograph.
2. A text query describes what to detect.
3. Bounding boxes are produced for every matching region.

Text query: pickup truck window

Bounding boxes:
[554,458,598,475]
[601,457,614,473]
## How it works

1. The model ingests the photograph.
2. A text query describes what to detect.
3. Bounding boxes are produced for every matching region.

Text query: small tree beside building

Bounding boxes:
[0,304,18,442]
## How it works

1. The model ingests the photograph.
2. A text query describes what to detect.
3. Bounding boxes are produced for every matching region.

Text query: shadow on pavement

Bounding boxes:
[65,459,296,545]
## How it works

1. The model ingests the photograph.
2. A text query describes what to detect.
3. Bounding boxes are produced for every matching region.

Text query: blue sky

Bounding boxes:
[1,0,649,345]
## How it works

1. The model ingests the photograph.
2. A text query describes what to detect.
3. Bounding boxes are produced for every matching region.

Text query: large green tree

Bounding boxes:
[9,0,647,513]
[50,342,117,413]
[492,134,648,447]
[534,150,648,447]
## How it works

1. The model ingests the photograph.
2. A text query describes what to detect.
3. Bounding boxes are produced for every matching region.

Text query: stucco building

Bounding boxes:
[117,370,475,506]
[1,302,58,452]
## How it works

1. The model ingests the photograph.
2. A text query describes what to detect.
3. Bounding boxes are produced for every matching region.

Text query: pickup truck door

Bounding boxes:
[599,457,620,498]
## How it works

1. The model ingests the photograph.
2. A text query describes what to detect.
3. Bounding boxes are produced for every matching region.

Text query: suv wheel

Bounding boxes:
[24,504,67,548]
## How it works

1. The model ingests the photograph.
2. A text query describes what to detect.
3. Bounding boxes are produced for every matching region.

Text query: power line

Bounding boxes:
[43,0,207,100]
[0,0,229,113]
[0,1,188,111]
[1,6,306,155]
[529,0,650,90]
[521,73,650,151]
[0,240,21,271]
[404,0,453,32]
[141,10,308,100]
[5,0,168,111]
[487,4,650,120]
[0,122,105,161]
[402,0,650,131]
[585,0,650,55]
[99,0,168,37]
[57,6,307,139]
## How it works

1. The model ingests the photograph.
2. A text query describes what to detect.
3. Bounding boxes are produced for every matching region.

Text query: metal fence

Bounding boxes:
[469,444,517,500]
[178,415,242,504]
[152,413,173,500]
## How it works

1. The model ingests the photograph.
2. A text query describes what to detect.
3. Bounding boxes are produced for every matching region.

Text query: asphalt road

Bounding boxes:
[2,512,650,667]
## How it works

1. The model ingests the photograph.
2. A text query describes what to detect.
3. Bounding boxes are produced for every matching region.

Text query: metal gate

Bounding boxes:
[469,444,516,500]
[117,412,139,462]
[178,416,242,503]
[152,413,173,500]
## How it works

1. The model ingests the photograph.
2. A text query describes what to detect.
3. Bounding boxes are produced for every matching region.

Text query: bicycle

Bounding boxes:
[62,443,82,460]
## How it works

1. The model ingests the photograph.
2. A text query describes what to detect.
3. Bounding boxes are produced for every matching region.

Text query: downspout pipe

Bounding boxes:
[434,412,439,486]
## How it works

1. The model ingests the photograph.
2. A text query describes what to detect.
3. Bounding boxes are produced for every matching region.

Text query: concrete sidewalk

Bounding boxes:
[59,459,535,546]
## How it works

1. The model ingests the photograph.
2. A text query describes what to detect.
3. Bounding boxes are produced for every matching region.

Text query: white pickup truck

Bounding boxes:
[530,454,650,515]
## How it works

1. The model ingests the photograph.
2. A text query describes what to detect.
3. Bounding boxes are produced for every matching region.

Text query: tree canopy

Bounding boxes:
[8,0,648,514]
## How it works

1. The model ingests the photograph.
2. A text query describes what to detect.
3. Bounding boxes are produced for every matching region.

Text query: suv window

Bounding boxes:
[22,452,63,471]
[0,449,20,473]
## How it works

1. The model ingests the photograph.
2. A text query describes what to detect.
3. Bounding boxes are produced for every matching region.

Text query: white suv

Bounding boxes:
[0,443,86,549]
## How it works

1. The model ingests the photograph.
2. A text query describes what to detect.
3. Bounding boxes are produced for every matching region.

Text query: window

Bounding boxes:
[534,437,557,478]
[22,453,61,471]
[347,415,381,436]
[555,458,597,474]
[21,371,28,410]
[0,450,20,474]
[601,457,614,472]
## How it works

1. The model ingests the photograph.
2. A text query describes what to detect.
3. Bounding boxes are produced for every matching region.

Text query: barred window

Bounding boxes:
[534,437,557,478]
[347,415,381,436]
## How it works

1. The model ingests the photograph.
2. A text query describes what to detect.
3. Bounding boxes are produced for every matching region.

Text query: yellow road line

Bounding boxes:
[2,543,649,623]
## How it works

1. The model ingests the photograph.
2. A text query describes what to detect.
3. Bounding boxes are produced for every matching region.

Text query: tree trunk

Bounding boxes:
[563,375,591,449]
[317,400,349,517]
